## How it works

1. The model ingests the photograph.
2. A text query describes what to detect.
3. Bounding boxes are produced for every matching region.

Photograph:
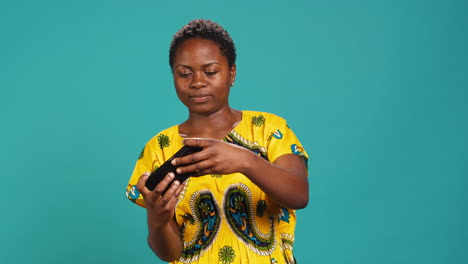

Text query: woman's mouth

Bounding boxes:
[191,94,211,103]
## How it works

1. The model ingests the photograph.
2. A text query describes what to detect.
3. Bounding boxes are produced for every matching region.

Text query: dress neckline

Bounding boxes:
[177,110,244,140]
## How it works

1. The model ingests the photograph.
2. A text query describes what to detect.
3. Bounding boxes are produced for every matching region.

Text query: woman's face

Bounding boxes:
[172,38,236,115]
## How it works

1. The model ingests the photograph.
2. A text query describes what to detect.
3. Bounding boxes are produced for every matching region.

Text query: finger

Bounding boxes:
[191,169,212,177]
[170,181,189,206]
[176,160,214,175]
[153,172,175,195]
[159,180,181,208]
[183,137,215,148]
[166,179,181,196]
[176,181,188,196]
[136,172,152,196]
[172,147,213,166]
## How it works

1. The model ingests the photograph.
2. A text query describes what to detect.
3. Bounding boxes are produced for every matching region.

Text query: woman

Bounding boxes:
[126,19,309,264]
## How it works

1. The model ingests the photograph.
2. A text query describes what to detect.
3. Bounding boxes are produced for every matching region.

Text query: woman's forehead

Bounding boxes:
[174,38,227,66]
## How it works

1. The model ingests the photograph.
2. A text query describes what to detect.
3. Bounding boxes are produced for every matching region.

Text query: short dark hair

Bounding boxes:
[169,19,236,69]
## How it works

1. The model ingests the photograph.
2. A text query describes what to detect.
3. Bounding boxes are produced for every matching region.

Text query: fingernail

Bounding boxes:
[168,172,174,179]
[171,159,177,165]
[176,168,182,174]
[173,180,180,187]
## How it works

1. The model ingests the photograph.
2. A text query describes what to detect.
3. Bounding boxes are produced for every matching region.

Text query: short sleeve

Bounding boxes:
[125,127,180,208]
[125,143,160,208]
[266,121,309,171]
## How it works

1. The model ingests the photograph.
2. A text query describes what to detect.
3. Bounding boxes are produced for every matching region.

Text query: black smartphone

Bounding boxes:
[145,145,203,194]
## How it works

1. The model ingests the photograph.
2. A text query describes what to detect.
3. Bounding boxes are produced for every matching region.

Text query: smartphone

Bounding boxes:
[145,145,203,194]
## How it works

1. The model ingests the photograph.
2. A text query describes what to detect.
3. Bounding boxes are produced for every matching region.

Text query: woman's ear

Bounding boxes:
[230,64,237,86]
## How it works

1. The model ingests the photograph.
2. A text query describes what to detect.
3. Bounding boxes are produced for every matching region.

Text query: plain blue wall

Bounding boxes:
[1,0,467,263]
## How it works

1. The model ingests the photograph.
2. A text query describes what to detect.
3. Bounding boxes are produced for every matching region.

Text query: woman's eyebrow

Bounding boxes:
[175,64,192,69]
[202,62,221,67]
[175,62,221,69]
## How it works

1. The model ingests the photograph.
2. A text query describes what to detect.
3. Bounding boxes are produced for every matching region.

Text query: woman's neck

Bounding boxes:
[179,107,242,139]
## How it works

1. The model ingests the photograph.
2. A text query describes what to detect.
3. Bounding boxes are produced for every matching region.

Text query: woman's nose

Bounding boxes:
[190,72,206,89]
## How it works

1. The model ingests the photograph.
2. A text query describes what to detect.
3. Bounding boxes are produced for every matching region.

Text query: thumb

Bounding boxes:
[136,172,152,196]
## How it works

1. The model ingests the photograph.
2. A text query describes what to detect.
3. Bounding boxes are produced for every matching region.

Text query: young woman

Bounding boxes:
[126,19,309,264]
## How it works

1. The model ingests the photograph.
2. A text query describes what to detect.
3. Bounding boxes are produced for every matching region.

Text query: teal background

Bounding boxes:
[1,0,467,263]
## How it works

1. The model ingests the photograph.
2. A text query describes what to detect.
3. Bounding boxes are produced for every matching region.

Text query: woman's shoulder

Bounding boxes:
[241,110,288,127]
[144,125,180,148]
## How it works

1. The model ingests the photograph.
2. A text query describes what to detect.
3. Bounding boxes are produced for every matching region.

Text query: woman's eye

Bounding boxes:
[178,72,192,78]
[205,71,217,76]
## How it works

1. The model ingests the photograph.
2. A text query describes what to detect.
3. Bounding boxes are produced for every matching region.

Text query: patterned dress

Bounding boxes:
[126,111,308,264]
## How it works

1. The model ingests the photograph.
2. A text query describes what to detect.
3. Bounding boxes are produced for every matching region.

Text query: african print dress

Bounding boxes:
[126,111,308,264]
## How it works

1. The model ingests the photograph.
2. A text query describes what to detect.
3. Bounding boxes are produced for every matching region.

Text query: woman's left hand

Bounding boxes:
[172,137,309,209]
[171,138,252,176]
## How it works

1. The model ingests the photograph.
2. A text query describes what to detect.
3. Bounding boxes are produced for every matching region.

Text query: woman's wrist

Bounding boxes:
[146,211,170,232]
[238,149,262,176]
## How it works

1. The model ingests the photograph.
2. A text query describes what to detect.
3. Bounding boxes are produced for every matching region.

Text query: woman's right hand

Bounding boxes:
[136,171,185,228]
[136,172,185,261]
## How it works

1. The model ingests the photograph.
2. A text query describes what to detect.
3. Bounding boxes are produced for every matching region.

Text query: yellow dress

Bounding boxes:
[126,111,308,264]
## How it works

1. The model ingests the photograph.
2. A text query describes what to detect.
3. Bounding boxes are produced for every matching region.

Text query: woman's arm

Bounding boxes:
[173,138,308,209]
[242,151,308,209]
[137,172,185,261]
[147,215,183,261]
